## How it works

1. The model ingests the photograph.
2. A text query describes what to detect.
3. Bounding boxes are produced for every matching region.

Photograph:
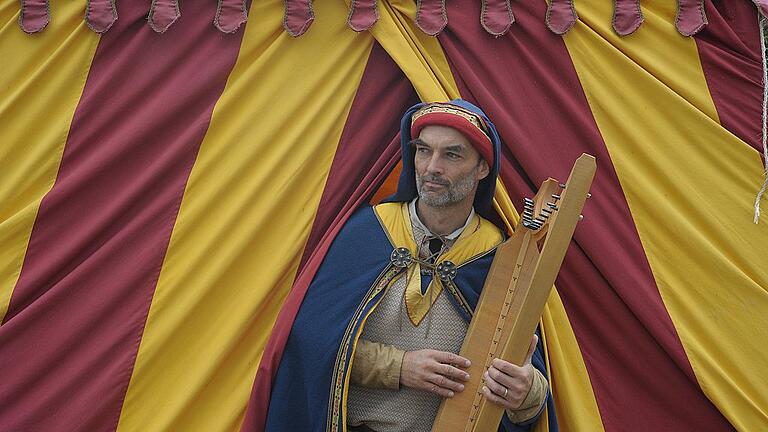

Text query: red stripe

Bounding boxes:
[439,2,732,430]
[242,42,417,432]
[696,0,763,154]
[0,3,246,430]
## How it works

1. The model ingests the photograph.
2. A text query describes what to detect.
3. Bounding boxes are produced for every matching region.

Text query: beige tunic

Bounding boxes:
[347,206,468,432]
[346,245,467,431]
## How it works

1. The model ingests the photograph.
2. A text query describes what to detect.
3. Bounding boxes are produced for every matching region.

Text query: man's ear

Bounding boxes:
[476,159,490,180]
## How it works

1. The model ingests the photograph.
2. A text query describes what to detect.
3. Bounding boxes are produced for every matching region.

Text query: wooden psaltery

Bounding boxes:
[431,154,596,432]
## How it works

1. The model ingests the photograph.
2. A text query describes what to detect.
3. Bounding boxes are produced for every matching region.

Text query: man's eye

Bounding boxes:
[416,147,429,153]
[447,152,460,159]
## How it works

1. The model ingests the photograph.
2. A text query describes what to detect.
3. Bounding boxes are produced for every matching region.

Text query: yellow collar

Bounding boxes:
[374,202,502,325]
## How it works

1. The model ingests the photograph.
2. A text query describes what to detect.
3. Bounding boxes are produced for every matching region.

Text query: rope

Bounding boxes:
[754,16,768,223]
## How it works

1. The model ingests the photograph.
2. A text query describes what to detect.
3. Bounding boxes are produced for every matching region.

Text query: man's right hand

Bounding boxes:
[400,349,471,398]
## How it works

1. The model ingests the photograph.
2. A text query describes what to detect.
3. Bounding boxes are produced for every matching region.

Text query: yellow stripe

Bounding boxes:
[367,0,460,101]
[562,0,768,428]
[0,2,99,321]
[115,1,373,430]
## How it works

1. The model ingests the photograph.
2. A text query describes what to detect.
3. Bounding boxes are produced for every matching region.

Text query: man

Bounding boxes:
[265,100,556,432]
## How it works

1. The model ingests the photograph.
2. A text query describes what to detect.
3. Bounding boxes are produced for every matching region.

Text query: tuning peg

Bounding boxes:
[541,208,552,215]
[586,193,592,198]
[524,198,534,205]
[547,203,558,210]
[551,194,561,200]
[559,183,566,188]
[578,215,584,220]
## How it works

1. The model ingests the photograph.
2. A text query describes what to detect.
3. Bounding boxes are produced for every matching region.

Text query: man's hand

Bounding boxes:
[400,349,471,398]
[481,335,538,410]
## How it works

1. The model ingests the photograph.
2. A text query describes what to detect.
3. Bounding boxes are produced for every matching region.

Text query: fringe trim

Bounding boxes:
[754,16,768,223]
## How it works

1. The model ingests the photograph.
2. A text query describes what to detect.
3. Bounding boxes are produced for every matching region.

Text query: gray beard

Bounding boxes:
[416,170,478,208]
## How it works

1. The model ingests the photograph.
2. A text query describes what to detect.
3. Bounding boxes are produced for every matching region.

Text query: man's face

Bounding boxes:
[413,125,490,208]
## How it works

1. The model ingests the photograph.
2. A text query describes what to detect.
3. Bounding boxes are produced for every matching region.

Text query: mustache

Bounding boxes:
[419,175,450,186]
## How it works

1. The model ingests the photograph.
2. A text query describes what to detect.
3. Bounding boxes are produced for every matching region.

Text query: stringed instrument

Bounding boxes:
[431,153,596,432]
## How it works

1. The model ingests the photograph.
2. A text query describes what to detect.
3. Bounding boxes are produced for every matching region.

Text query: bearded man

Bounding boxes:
[264,100,557,432]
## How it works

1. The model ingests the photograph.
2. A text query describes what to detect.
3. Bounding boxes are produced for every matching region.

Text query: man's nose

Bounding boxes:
[426,154,444,175]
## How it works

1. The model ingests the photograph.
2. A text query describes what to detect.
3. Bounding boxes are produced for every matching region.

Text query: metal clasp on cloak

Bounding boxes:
[390,247,413,268]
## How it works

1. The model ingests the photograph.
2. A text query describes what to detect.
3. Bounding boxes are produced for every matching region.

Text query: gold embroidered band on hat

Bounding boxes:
[411,103,491,138]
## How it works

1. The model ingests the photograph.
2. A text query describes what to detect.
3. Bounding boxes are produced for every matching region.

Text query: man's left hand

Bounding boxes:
[481,334,538,409]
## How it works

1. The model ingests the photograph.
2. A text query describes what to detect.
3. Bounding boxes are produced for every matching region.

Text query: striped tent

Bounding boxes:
[1,0,766,431]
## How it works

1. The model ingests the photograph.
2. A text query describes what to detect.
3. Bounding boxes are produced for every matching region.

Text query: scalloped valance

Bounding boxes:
[17,0,768,37]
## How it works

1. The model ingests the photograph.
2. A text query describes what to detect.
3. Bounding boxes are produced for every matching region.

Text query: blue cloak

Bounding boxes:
[264,205,556,432]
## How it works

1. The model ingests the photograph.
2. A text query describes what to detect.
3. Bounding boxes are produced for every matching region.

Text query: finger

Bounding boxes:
[486,368,528,405]
[487,364,520,389]
[524,334,539,366]
[481,386,511,409]
[429,373,465,393]
[427,382,455,398]
[482,371,507,398]
[491,358,525,377]
[436,362,470,382]
[432,351,471,368]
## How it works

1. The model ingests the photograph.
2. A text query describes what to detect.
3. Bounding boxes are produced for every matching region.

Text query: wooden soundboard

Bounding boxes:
[431,153,596,432]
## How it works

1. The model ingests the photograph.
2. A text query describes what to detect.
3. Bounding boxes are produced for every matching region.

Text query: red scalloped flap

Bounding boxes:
[284,0,314,37]
[348,0,378,32]
[148,0,181,33]
[86,0,118,34]
[215,0,248,33]
[675,0,708,36]
[546,0,577,35]
[481,0,515,36]
[612,0,643,36]
[415,0,447,36]
[19,0,50,34]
